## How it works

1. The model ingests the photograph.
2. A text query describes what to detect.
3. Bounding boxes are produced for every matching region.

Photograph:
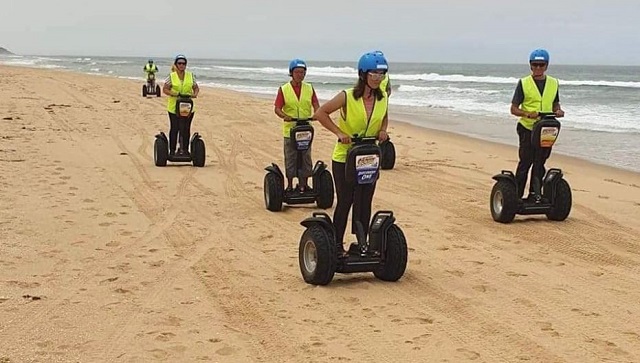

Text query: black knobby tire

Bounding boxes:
[490,180,518,223]
[546,178,572,221]
[154,138,168,167]
[156,85,161,97]
[380,140,396,170]
[264,172,283,212]
[315,170,335,209]
[374,224,408,282]
[142,85,147,97]
[299,225,337,285]
[192,138,206,167]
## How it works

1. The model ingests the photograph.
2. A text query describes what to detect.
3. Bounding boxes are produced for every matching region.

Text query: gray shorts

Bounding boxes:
[284,137,313,179]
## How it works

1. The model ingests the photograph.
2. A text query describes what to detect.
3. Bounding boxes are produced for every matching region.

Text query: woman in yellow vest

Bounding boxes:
[313,51,390,252]
[162,54,200,156]
[274,58,320,192]
[510,48,565,199]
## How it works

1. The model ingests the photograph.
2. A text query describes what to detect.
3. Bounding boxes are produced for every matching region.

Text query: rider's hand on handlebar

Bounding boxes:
[554,109,565,118]
[527,111,539,119]
[283,116,293,121]
[378,130,389,142]
[337,132,351,144]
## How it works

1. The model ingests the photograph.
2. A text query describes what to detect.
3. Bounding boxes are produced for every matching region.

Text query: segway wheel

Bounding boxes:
[299,225,337,285]
[380,139,396,170]
[374,224,408,282]
[154,137,168,167]
[263,172,283,212]
[490,180,518,223]
[546,179,572,221]
[191,138,206,167]
[156,85,161,97]
[142,85,147,97]
[315,169,335,209]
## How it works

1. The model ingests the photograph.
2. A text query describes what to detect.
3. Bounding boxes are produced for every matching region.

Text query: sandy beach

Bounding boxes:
[1,65,640,362]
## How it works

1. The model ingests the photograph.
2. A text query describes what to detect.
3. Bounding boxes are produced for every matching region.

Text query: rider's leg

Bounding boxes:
[532,147,552,189]
[332,160,354,251]
[353,181,377,238]
[180,112,194,154]
[299,148,313,190]
[168,112,179,155]
[283,137,296,190]
[515,123,534,198]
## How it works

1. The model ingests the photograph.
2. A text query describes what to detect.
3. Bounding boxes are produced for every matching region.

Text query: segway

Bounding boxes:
[490,113,571,223]
[298,135,408,286]
[153,95,206,167]
[263,118,334,212]
[379,137,396,170]
[142,73,161,97]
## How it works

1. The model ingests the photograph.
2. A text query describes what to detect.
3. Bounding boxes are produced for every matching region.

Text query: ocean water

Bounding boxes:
[2,54,639,172]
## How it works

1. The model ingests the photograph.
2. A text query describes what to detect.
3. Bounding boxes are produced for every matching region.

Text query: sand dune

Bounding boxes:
[1,65,639,362]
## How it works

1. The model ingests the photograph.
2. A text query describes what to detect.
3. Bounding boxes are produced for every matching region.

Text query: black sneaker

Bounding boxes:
[169,150,175,156]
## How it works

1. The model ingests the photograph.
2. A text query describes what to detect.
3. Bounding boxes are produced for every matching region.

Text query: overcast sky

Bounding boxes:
[2,0,639,65]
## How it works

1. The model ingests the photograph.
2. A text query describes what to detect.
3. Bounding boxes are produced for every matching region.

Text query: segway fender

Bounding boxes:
[543,168,564,186]
[311,160,327,175]
[492,170,516,184]
[300,212,334,230]
[369,211,396,253]
[189,132,201,143]
[264,163,284,179]
[155,132,168,143]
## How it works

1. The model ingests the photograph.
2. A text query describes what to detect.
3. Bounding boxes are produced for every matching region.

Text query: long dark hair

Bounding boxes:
[352,72,385,101]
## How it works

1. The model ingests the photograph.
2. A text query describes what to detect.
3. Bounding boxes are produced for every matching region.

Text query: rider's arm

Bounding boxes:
[162,76,175,97]
[313,91,347,138]
[311,87,320,113]
[510,80,536,118]
[274,87,292,121]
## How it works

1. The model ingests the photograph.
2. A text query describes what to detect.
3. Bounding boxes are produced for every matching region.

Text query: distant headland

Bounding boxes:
[0,47,15,55]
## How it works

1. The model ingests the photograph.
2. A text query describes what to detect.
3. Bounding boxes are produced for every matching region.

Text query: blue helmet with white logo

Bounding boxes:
[288,58,307,75]
[358,51,388,74]
[529,48,549,63]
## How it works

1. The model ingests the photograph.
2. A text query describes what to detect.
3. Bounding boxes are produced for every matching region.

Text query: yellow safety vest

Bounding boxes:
[379,74,390,95]
[519,75,558,130]
[281,82,314,137]
[144,64,157,72]
[166,71,195,114]
[331,88,388,163]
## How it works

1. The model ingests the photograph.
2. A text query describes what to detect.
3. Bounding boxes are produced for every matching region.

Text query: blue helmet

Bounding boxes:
[358,51,388,74]
[529,48,549,63]
[288,58,307,74]
[174,54,187,64]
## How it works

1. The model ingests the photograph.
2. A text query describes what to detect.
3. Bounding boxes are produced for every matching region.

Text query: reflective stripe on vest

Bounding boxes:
[519,75,558,130]
[281,82,314,137]
[331,88,388,163]
[166,71,195,114]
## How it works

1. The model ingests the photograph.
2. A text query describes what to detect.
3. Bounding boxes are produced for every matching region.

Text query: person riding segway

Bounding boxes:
[297,51,408,285]
[490,48,571,223]
[264,58,334,211]
[153,54,205,167]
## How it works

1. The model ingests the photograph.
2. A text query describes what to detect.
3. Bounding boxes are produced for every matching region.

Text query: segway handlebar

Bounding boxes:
[536,112,563,119]
[338,134,378,145]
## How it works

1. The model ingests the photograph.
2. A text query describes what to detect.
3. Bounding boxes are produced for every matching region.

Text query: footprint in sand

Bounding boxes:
[506,271,528,277]
[215,346,235,356]
[537,321,560,337]
[155,332,176,342]
[456,348,481,360]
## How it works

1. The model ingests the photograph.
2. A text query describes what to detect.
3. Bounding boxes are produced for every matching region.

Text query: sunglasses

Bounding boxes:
[368,72,386,80]
[176,62,186,66]
[530,63,547,68]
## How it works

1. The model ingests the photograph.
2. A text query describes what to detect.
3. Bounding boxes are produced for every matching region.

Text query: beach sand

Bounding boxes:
[1,65,639,362]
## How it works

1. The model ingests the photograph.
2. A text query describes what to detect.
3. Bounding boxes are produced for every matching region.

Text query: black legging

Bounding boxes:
[515,123,552,198]
[332,160,377,248]
[168,112,194,153]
